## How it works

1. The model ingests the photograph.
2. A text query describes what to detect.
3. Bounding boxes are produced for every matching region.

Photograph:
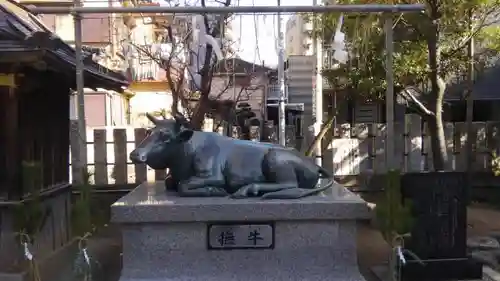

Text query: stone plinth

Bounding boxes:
[401,172,482,280]
[112,181,370,281]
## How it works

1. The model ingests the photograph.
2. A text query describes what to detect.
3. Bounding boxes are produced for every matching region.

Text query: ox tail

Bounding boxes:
[295,177,334,198]
[294,165,335,198]
[265,165,335,199]
[317,165,334,179]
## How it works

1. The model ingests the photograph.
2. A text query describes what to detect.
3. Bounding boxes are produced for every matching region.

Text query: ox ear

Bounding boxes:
[176,128,193,143]
[173,113,189,127]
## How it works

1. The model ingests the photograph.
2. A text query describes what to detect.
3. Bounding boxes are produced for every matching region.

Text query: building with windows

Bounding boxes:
[285,15,313,57]
[20,0,131,126]
[122,4,187,126]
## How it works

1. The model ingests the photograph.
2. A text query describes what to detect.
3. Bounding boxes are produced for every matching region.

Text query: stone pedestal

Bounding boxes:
[112,182,370,281]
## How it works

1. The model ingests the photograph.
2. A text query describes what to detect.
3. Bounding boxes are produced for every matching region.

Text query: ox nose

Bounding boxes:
[130,150,147,163]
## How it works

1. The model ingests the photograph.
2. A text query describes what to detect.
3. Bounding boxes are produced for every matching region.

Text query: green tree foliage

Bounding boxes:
[320,0,500,100]
[315,0,500,170]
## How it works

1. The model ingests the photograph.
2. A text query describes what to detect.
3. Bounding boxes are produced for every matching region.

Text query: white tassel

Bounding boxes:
[83,248,90,265]
[397,246,406,265]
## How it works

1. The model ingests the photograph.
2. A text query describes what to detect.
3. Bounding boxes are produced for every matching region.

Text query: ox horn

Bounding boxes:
[145,112,158,124]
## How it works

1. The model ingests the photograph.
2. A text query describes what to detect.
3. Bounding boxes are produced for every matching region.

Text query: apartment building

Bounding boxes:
[285,15,313,57]
[122,2,179,126]
[21,0,130,126]
[284,12,389,129]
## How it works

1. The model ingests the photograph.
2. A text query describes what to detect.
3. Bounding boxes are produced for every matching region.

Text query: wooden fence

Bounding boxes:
[324,115,500,175]
[69,115,500,184]
[0,184,72,270]
[70,127,163,185]
[69,122,263,185]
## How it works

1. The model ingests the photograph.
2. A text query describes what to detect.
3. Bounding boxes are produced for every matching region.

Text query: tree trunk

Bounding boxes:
[426,23,447,171]
[305,115,335,157]
[190,95,210,130]
[171,91,179,116]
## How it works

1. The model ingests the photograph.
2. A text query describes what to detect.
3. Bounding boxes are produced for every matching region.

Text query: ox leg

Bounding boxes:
[178,177,227,197]
[230,164,298,198]
[164,174,178,192]
[233,164,326,200]
[230,183,298,198]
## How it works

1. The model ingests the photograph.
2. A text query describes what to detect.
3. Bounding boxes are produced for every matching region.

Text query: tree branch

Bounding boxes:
[400,87,435,117]
[442,5,500,60]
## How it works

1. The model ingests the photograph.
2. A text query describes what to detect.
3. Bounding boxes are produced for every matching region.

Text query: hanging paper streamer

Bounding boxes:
[189,15,224,89]
[389,234,425,281]
[74,235,95,281]
[83,248,90,265]
[330,13,348,64]
[396,246,406,265]
[191,15,223,60]
[23,242,33,261]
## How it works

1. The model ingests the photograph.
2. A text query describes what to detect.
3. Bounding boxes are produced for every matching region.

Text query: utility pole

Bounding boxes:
[73,0,87,184]
[312,0,323,166]
[277,0,286,146]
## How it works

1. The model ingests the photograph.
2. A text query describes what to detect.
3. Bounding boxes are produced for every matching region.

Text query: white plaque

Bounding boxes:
[207,223,274,250]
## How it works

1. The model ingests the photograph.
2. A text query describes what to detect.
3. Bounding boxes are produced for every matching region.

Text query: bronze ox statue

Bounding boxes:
[129,113,334,199]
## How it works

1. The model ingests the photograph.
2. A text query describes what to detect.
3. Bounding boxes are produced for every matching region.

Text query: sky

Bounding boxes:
[231,0,312,67]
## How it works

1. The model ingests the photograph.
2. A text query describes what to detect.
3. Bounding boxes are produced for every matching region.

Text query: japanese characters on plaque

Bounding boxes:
[207,223,274,250]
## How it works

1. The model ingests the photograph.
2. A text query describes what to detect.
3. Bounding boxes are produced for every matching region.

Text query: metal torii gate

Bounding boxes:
[29,4,425,181]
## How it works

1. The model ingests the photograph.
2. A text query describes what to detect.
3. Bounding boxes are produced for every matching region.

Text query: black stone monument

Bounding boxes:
[400,172,482,281]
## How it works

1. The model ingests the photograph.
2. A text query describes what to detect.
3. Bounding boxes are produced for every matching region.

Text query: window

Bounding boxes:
[445,100,492,122]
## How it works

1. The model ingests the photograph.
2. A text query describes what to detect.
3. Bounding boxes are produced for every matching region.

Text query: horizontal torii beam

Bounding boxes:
[30,4,426,15]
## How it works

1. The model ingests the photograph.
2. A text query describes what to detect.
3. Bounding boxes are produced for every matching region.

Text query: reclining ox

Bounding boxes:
[129,113,334,199]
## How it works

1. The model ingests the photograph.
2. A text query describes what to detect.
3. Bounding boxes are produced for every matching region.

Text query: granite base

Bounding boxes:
[112,182,371,281]
[372,264,499,281]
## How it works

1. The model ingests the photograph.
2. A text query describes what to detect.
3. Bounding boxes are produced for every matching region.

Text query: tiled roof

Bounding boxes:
[215,58,275,74]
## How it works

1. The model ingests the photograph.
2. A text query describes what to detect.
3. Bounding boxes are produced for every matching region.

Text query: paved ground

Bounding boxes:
[357,203,500,281]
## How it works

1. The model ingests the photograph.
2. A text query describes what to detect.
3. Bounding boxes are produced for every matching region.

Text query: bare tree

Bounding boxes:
[128,0,258,131]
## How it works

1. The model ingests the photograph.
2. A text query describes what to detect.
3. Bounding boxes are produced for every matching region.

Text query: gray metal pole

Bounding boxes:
[384,16,395,170]
[30,4,426,14]
[312,0,323,166]
[277,0,286,146]
[73,5,87,184]
[465,10,474,174]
